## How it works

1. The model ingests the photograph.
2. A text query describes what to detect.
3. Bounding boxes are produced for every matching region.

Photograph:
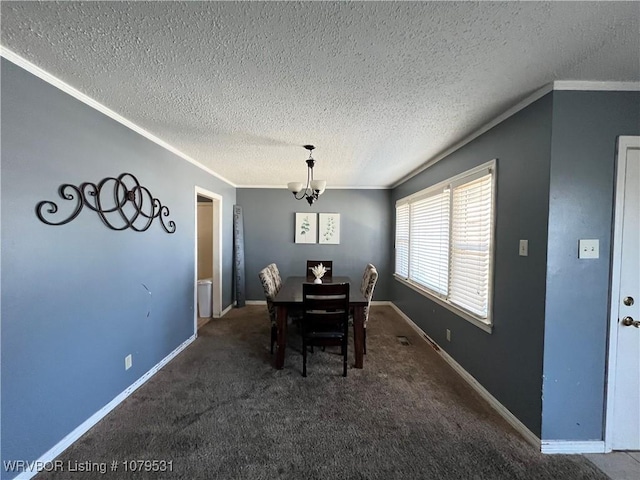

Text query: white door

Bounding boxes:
[608,136,640,450]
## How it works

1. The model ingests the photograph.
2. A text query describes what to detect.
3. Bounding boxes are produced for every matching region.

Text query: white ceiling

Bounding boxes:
[1,1,639,188]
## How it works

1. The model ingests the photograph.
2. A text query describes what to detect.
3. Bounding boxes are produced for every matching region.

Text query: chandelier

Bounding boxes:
[287,145,326,205]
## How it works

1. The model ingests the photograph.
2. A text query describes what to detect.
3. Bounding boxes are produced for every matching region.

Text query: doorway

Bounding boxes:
[605,136,640,451]
[195,187,223,333]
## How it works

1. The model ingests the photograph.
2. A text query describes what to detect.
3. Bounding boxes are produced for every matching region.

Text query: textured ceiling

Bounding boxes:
[1,1,639,188]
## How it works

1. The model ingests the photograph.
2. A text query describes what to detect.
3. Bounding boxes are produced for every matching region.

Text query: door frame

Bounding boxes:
[604,135,640,451]
[194,186,223,334]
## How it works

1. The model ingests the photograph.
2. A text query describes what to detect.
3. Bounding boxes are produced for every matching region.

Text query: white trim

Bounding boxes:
[389,303,540,449]
[394,276,493,333]
[391,84,552,188]
[553,81,640,91]
[194,187,223,326]
[604,136,640,452]
[0,47,236,188]
[236,185,390,190]
[245,300,266,305]
[394,160,496,331]
[396,161,494,206]
[220,304,234,317]
[13,335,196,480]
[371,300,392,306]
[541,440,606,455]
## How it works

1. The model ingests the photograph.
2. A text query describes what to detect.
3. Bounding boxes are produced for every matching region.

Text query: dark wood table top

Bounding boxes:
[272,276,367,306]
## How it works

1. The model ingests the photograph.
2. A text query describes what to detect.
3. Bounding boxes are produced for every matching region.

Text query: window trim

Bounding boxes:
[394,160,497,333]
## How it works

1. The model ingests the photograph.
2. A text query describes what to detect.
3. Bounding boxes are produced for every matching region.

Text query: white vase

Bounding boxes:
[313,277,322,284]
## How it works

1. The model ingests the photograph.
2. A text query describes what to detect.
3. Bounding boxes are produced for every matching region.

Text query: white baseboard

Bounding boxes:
[217,304,234,317]
[389,303,542,450]
[12,335,196,480]
[245,300,266,305]
[541,440,606,454]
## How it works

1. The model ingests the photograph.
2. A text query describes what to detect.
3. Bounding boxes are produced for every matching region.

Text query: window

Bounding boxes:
[394,161,496,330]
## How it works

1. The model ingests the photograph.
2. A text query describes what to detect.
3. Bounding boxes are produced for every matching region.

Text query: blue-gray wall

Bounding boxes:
[236,189,393,301]
[0,58,236,476]
[392,89,640,442]
[392,93,554,437]
[542,91,640,440]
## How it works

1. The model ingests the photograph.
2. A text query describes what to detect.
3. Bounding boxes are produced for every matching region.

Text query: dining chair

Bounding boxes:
[258,266,279,354]
[359,263,379,354]
[306,260,333,281]
[267,263,282,291]
[301,282,350,377]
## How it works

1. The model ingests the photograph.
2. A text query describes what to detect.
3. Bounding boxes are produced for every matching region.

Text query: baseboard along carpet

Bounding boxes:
[35,305,607,480]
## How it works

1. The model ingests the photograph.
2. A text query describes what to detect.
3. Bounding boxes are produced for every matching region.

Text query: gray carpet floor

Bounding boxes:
[36,305,607,479]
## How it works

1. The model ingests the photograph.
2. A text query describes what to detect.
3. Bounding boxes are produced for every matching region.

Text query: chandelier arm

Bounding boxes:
[292,189,307,200]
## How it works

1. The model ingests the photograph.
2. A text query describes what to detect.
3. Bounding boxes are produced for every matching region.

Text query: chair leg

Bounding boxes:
[302,339,308,377]
[363,328,367,355]
[270,325,277,355]
[342,340,347,377]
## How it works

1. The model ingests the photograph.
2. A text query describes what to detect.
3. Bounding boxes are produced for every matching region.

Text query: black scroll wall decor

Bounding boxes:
[36,173,176,233]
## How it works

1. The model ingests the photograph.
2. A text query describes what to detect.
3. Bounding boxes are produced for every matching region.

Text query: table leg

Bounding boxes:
[353,305,364,369]
[275,305,288,369]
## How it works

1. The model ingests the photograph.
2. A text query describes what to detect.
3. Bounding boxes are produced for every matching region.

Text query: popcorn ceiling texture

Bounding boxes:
[1,1,638,187]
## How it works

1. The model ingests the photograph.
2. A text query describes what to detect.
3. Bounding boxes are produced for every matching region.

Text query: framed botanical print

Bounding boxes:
[295,212,317,244]
[319,213,340,244]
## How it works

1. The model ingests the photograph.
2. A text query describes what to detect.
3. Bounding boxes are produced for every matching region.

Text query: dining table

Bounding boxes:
[272,276,368,370]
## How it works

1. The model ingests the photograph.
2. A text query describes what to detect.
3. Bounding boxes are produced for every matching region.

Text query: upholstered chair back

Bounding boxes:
[360,264,378,327]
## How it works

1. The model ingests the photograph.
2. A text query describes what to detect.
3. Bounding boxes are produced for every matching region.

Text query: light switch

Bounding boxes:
[519,240,528,256]
[579,239,599,259]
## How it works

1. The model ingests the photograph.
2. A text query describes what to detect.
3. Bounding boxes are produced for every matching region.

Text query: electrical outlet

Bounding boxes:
[446,329,451,342]
[125,354,132,370]
[519,239,528,256]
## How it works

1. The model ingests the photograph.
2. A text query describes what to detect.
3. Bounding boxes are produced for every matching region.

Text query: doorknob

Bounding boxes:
[621,316,640,328]
[623,296,634,306]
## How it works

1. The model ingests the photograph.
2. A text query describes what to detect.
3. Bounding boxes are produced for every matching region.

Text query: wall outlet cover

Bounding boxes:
[579,239,599,259]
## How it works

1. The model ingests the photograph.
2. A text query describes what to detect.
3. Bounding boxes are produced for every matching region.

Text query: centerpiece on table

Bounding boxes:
[311,263,327,284]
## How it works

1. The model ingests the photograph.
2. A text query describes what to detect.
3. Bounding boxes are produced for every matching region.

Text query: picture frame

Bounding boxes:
[319,213,340,244]
[294,212,317,244]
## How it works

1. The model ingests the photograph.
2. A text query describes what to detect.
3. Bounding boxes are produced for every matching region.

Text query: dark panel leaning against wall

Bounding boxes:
[391,93,554,437]
[0,58,235,474]
[542,91,640,441]
[236,188,393,301]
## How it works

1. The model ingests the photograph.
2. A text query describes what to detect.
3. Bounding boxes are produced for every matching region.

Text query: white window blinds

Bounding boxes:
[395,204,410,278]
[409,189,450,296]
[449,173,493,318]
[394,162,495,325]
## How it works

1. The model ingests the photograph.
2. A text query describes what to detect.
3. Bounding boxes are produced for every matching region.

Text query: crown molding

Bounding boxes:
[553,80,640,91]
[236,185,391,190]
[0,46,237,188]
[391,83,554,188]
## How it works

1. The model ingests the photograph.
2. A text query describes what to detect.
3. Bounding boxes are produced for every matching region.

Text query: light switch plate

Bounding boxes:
[519,240,528,257]
[579,239,599,259]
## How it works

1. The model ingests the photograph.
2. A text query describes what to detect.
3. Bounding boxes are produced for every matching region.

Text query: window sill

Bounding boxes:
[393,275,493,334]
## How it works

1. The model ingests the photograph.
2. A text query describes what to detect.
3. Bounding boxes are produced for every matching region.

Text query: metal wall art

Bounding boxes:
[36,173,176,233]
